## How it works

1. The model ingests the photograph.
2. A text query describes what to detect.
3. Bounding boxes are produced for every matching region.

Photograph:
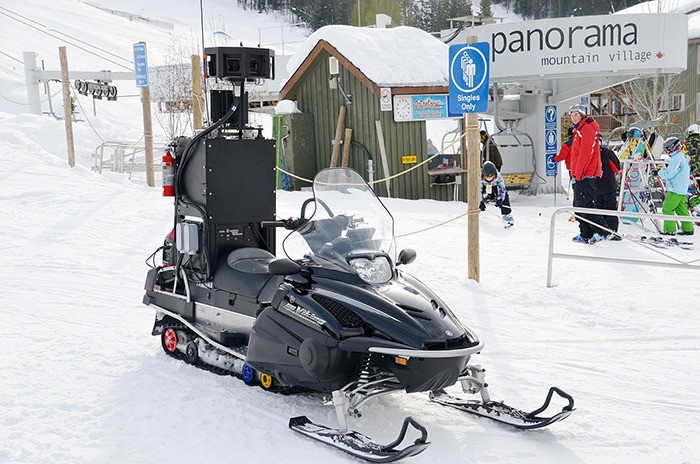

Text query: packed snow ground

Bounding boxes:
[1,1,699,464]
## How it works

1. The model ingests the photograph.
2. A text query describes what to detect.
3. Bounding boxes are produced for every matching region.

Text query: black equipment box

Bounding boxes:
[205,47,274,80]
[210,89,248,129]
[177,138,276,270]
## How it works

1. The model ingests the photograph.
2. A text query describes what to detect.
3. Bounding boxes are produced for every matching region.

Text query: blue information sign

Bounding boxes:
[133,42,148,88]
[544,104,558,177]
[448,42,490,114]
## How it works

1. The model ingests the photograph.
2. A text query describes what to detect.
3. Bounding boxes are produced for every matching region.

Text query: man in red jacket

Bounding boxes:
[569,104,605,243]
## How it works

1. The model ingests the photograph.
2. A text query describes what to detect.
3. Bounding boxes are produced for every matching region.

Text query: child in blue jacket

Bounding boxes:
[653,137,694,235]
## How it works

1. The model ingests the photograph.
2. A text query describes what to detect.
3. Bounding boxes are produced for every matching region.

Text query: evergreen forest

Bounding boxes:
[234,0,646,32]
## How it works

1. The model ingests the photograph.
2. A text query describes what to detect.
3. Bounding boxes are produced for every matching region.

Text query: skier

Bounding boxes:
[480,130,503,173]
[652,136,694,236]
[685,123,700,175]
[568,104,605,244]
[479,161,513,222]
[595,136,622,239]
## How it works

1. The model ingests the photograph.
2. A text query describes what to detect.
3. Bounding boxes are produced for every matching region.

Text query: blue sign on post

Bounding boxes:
[133,42,148,87]
[544,104,558,177]
[448,42,490,114]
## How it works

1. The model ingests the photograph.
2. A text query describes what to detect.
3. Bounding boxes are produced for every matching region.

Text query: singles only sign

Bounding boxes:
[448,42,490,114]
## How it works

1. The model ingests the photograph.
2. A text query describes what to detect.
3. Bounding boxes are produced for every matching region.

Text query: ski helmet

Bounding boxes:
[662,136,682,154]
[626,127,643,139]
[688,123,700,136]
[482,161,497,178]
[568,104,587,116]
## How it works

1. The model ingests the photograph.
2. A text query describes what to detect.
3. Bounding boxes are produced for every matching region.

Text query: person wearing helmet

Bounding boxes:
[479,161,513,222]
[685,123,700,174]
[652,137,694,235]
[568,104,605,243]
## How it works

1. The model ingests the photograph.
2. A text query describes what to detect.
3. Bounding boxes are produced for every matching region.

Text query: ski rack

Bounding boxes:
[547,206,700,287]
[617,157,668,231]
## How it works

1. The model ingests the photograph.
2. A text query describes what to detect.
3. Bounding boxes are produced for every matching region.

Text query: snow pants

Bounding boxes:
[573,177,606,239]
[593,190,619,233]
[661,191,694,234]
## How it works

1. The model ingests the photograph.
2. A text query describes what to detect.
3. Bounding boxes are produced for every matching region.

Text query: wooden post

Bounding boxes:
[341,128,352,167]
[374,120,392,198]
[330,105,346,167]
[58,47,75,167]
[141,86,155,187]
[466,35,481,282]
[191,54,203,130]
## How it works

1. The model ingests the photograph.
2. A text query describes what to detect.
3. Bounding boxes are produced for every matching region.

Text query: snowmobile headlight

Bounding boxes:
[348,256,393,284]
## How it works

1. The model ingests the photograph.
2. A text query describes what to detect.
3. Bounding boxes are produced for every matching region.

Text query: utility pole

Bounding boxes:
[466,36,481,282]
[133,42,154,187]
[58,47,75,167]
[191,54,203,130]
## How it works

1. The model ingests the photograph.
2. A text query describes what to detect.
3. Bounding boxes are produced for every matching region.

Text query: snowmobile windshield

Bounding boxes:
[295,168,396,275]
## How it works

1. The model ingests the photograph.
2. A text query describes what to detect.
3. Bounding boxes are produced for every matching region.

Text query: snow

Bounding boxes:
[286,25,449,88]
[1,2,699,464]
[616,0,700,38]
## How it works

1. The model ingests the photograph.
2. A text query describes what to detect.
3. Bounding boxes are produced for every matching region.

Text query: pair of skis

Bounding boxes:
[288,387,574,462]
[634,234,694,250]
[576,232,694,249]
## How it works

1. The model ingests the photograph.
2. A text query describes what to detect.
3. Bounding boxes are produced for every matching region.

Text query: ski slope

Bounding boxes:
[1,1,699,463]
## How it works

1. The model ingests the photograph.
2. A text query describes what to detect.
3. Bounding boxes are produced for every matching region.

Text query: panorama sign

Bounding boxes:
[468,13,688,81]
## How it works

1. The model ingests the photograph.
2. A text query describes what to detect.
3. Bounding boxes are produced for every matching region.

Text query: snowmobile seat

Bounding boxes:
[213,247,283,301]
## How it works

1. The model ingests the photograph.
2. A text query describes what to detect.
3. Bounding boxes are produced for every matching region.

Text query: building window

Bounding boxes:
[671,94,685,112]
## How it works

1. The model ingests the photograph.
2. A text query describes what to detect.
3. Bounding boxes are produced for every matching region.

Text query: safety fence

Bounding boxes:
[92,141,166,177]
[547,206,699,287]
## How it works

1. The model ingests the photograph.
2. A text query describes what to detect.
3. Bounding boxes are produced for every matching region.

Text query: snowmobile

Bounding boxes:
[143,66,574,462]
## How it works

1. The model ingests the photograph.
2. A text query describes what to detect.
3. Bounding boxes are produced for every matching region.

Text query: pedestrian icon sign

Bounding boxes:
[448,42,490,114]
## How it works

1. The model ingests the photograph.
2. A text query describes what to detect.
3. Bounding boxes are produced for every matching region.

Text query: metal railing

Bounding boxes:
[92,141,166,177]
[547,206,699,287]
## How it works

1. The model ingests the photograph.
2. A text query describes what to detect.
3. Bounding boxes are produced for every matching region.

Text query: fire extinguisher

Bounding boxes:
[162,149,176,197]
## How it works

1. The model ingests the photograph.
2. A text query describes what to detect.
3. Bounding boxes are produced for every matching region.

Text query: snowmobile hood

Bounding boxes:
[309,272,474,351]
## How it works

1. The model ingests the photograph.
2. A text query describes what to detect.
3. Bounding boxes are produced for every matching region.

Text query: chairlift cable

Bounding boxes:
[0,7,134,72]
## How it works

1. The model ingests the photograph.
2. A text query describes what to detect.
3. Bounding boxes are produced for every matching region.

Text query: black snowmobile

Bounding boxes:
[143,79,573,462]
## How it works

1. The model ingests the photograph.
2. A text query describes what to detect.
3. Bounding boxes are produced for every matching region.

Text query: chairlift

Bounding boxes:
[482,119,538,191]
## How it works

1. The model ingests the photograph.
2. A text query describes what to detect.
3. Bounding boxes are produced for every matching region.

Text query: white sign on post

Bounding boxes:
[380,88,392,111]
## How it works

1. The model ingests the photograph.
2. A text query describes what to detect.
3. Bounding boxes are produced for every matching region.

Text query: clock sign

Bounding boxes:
[393,95,454,122]
[393,96,412,122]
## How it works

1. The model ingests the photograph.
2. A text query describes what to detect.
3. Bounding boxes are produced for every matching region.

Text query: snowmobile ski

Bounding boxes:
[429,386,575,430]
[289,415,430,463]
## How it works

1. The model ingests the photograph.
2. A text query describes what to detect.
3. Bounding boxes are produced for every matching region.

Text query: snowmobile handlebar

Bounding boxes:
[260,218,308,230]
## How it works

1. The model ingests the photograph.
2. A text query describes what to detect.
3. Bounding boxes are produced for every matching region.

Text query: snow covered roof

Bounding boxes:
[616,0,700,39]
[284,25,449,90]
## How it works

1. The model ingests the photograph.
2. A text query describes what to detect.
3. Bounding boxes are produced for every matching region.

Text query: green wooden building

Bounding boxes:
[279,25,467,201]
